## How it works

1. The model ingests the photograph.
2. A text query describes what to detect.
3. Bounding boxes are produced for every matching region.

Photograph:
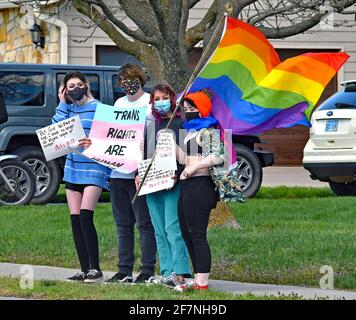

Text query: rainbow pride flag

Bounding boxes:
[187,16,349,135]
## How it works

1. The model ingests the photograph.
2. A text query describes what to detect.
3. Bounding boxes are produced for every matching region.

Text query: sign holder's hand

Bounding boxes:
[135,175,140,191]
[78,137,92,149]
[58,84,67,103]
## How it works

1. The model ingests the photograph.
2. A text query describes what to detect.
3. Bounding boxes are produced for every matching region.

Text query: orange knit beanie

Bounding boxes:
[184,91,212,117]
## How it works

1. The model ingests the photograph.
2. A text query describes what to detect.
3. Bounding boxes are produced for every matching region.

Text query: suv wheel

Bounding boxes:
[13,146,61,204]
[234,144,262,198]
[329,181,356,196]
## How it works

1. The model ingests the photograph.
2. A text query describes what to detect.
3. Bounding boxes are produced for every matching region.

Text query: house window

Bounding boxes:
[0,72,45,106]
[96,45,144,67]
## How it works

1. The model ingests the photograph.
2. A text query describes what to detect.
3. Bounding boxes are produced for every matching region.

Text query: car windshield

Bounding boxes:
[317,88,356,111]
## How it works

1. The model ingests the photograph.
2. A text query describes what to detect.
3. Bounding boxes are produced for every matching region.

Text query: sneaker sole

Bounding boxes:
[102,280,133,285]
[84,276,104,283]
[66,279,84,283]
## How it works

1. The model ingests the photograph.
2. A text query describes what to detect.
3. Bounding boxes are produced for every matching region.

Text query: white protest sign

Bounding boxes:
[137,158,175,196]
[36,115,85,161]
[155,131,177,171]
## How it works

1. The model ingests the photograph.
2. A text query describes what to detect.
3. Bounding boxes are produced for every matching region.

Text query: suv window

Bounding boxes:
[0,71,45,106]
[112,75,125,102]
[56,73,101,103]
[317,89,356,111]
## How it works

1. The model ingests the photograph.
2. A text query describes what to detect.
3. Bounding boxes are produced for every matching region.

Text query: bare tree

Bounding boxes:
[11,0,356,90]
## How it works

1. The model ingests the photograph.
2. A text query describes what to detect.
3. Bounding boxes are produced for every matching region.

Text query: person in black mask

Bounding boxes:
[174,89,225,292]
[52,72,111,283]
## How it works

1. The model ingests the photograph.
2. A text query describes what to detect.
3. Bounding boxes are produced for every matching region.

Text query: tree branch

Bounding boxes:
[80,0,159,45]
[148,0,166,35]
[184,0,219,51]
[117,0,161,41]
[73,0,141,56]
[257,12,325,38]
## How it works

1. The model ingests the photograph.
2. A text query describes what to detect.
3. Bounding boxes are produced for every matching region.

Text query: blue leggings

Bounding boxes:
[146,185,191,277]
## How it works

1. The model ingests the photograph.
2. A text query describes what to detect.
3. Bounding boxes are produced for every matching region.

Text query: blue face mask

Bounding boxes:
[154,99,171,115]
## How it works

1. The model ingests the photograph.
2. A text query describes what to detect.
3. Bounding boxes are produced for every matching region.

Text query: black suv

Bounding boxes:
[0,63,274,204]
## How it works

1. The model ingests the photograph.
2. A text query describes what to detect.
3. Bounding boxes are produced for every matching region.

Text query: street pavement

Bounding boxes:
[262,166,327,187]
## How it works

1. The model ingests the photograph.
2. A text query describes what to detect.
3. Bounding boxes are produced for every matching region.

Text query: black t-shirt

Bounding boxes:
[0,92,8,124]
[145,117,185,178]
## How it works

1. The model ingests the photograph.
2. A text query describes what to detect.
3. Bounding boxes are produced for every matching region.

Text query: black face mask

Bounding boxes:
[185,112,200,120]
[67,87,87,102]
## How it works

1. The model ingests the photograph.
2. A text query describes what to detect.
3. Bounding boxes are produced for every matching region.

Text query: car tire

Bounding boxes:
[13,146,61,204]
[328,181,356,196]
[234,144,263,198]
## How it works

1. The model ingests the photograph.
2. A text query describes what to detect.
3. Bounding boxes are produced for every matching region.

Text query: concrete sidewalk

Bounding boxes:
[262,166,327,187]
[1,262,355,300]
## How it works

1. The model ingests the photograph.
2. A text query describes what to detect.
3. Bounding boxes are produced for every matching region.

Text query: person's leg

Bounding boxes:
[146,192,173,277]
[178,182,198,275]
[110,179,136,276]
[185,178,218,287]
[66,188,90,274]
[79,186,102,271]
[164,185,191,278]
[129,180,156,276]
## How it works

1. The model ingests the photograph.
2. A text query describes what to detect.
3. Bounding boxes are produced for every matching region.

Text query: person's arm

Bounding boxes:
[180,129,224,179]
[52,84,70,124]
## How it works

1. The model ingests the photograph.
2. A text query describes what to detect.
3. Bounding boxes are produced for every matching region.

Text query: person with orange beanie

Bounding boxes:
[174,88,225,292]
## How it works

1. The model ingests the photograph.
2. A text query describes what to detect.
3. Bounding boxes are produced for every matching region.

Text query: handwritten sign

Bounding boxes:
[155,131,177,171]
[36,116,85,161]
[82,103,146,173]
[137,158,175,196]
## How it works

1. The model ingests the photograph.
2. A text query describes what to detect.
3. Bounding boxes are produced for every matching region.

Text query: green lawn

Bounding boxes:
[0,187,355,294]
[0,277,289,300]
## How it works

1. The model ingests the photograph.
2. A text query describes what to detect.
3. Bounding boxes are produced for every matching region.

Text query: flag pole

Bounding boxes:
[132,13,227,204]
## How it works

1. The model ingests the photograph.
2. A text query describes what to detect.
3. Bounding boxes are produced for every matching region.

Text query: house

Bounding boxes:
[1,0,356,164]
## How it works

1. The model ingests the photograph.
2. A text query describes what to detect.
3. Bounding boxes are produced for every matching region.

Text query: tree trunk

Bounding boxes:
[209,201,241,229]
[138,44,190,92]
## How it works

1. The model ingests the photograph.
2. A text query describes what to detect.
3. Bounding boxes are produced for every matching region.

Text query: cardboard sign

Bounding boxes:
[36,115,85,161]
[82,103,146,173]
[137,159,175,196]
[155,131,177,171]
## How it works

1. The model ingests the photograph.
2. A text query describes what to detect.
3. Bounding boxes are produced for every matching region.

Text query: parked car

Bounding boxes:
[0,63,274,203]
[303,80,356,196]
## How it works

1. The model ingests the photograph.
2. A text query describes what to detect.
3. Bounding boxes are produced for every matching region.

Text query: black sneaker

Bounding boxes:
[84,269,104,283]
[133,273,155,284]
[66,271,86,282]
[104,272,133,284]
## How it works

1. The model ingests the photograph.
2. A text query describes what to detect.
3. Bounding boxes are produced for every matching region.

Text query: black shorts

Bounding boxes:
[64,182,97,193]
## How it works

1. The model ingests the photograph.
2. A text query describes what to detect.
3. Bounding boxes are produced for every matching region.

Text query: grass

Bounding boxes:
[0,186,355,297]
[0,277,289,300]
[51,185,335,203]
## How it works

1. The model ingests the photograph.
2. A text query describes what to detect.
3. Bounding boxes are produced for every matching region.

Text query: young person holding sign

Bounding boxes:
[78,65,157,284]
[107,64,157,284]
[142,83,191,288]
[53,72,110,283]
